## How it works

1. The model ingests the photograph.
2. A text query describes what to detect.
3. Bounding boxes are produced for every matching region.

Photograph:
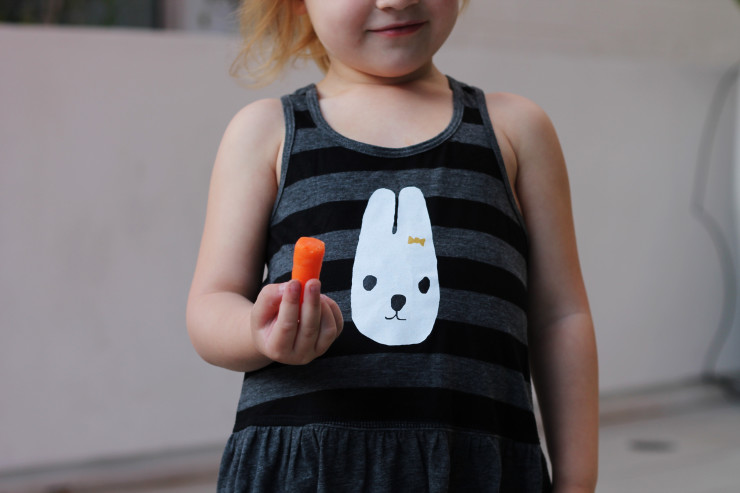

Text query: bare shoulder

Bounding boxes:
[484,91,547,116]
[484,92,559,156]
[480,92,561,202]
[228,97,284,134]
[218,98,284,172]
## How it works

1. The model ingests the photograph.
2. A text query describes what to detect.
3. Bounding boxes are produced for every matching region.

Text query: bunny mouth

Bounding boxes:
[385,312,407,321]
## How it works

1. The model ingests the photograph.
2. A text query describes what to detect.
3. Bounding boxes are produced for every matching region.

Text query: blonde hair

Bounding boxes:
[230,0,470,86]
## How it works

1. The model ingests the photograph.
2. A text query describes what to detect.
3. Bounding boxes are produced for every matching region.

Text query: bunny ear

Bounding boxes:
[360,188,396,236]
[396,187,433,239]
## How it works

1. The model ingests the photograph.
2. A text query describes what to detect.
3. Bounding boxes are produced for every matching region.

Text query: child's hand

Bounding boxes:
[250,279,343,365]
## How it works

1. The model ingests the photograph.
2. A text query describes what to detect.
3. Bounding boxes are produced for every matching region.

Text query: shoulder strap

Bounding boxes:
[454,79,529,235]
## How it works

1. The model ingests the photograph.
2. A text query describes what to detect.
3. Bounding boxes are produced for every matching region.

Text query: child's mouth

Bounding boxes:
[370,22,426,37]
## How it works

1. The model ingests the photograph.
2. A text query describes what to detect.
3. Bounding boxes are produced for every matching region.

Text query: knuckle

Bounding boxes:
[263,333,292,361]
[274,319,299,337]
[300,323,319,340]
[298,353,315,365]
[314,341,330,357]
[263,341,285,361]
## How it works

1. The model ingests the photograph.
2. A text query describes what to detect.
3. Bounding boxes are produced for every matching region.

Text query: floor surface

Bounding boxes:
[599,398,740,493]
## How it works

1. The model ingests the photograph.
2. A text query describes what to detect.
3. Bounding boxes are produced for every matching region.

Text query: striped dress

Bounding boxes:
[218,77,551,492]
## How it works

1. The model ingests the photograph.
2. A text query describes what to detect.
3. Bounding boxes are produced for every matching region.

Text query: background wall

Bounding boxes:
[2,0,740,474]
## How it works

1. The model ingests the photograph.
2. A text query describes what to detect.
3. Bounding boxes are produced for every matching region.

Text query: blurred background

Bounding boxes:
[1,0,740,491]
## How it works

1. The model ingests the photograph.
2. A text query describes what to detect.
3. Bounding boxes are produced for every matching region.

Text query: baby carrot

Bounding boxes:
[291,237,325,303]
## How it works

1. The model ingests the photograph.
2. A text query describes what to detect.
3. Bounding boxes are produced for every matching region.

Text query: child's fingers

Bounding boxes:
[262,280,302,359]
[255,280,342,365]
[292,279,323,362]
[314,296,342,356]
[326,296,344,336]
[251,283,283,328]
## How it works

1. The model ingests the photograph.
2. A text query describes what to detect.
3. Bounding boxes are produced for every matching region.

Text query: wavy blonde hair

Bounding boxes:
[230,0,470,86]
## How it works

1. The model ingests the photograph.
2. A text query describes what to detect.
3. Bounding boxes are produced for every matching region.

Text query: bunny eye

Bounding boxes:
[363,275,377,291]
[418,277,430,294]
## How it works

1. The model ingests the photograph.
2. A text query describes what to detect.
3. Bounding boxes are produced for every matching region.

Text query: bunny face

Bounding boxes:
[351,187,440,346]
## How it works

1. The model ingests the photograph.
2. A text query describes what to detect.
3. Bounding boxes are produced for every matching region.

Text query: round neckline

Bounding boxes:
[306,75,463,158]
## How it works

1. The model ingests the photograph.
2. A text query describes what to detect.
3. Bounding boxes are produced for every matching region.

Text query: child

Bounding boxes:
[187,0,598,491]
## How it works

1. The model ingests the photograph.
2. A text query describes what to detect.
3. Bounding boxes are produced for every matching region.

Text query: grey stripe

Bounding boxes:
[439,289,528,343]
[292,119,490,155]
[273,168,513,225]
[433,227,527,284]
[450,121,491,146]
[329,290,351,320]
[238,353,533,412]
[292,126,337,154]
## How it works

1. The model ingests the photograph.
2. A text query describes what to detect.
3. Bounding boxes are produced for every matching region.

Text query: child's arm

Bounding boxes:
[186,100,343,373]
[489,94,599,492]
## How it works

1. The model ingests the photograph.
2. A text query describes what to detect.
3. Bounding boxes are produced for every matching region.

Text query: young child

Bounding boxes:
[187,0,598,491]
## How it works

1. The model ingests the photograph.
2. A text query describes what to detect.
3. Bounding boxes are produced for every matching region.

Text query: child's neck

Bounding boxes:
[317,61,446,96]
[314,63,454,149]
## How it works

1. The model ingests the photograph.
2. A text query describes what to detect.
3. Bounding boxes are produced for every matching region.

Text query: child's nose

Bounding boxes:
[376,0,420,11]
[391,294,406,312]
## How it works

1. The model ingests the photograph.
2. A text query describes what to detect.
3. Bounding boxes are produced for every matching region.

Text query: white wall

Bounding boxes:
[2,0,740,473]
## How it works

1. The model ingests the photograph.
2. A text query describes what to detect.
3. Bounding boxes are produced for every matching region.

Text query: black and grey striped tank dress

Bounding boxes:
[218,77,551,492]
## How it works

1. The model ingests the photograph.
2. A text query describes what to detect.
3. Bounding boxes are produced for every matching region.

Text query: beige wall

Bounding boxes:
[0,25,317,472]
[2,0,740,472]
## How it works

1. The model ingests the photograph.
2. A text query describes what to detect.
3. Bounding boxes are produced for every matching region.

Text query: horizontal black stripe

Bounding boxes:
[233,387,540,444]
[266,201,365,260]
[273,257,526,311]
[438,257,527,311]
[284,141,502,188]
[267,197,526,261]
[426,197,527,256]
[273,258,352,292]
[324,319,530,380]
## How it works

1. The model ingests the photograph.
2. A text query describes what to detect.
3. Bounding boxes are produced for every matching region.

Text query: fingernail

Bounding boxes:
[279,281,299,296]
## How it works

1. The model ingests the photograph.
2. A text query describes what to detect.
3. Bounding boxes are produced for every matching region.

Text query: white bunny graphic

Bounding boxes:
[351,187,440,346]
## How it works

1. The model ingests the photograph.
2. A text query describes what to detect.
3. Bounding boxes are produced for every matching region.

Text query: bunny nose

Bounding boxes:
[391,294,406,312]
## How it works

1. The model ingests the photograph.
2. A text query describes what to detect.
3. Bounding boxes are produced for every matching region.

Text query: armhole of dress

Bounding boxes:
[268,94,296,223]
[474,88,530,242]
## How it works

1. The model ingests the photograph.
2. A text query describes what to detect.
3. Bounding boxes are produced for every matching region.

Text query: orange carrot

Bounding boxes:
[292,237,325,303]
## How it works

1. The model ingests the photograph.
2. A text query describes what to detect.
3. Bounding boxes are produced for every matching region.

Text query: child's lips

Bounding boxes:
[369,21,426,37]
